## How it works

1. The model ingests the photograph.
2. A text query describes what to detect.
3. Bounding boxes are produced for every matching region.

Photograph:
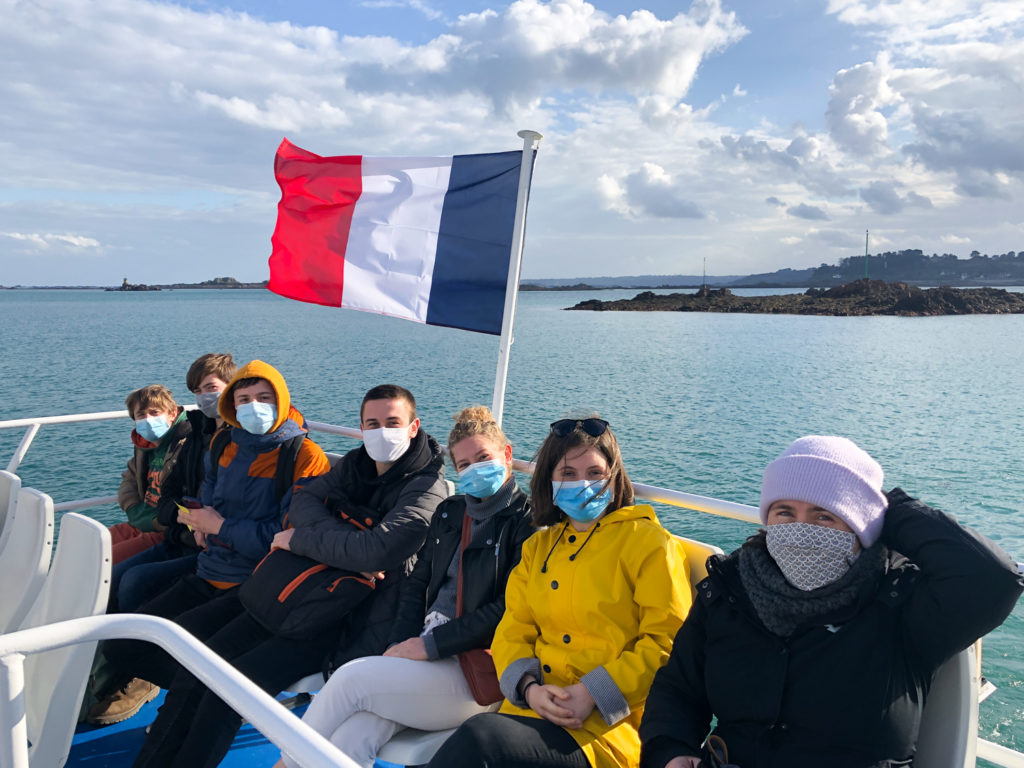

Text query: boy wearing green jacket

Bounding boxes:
[113,384,190,565]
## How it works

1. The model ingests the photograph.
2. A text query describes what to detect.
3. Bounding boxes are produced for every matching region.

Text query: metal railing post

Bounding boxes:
[6,424,40,474]
[0,653,29,768]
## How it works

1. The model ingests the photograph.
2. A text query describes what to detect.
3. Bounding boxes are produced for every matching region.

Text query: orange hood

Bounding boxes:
[218,360,292,433]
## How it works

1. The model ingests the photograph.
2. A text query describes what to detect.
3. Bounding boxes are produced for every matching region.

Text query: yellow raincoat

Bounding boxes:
[493,504,692,768]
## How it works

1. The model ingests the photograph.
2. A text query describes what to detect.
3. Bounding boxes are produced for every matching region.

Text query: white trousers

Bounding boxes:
[282,655,498,768]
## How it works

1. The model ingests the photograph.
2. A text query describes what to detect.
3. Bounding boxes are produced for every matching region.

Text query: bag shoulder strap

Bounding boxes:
[455,514,472,619]
[274,434,307,501]
[204,427,233,490]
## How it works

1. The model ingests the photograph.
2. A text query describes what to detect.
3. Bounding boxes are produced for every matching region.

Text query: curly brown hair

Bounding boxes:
[529,416,633,527]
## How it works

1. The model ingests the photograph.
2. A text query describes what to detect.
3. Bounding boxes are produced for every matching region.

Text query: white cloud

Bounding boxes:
[826,55,898,156]
[0,0,1021,284]
[859,180,932,214]
[599,163,704,219]
[1,232,100,249]
[941,233,971,245]
[787,203,830,221]
[361,0,445,21]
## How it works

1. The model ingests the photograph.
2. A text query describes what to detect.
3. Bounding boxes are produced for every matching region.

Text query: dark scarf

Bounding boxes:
[737,531,887,638]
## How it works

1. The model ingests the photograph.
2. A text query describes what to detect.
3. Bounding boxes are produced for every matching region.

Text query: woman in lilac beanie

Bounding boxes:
[640,435,1023,768]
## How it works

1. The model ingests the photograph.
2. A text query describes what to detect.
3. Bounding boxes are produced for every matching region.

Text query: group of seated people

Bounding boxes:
[90,351,1024,768]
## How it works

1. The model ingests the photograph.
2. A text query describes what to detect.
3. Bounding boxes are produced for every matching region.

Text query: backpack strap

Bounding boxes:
[204,427,233,491]
[274,434,307,502]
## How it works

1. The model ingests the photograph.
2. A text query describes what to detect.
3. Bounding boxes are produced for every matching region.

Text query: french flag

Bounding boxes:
[268,139,527,335]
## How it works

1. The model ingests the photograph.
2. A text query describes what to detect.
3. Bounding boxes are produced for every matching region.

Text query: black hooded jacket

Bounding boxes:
[639,490,1023,768]
[388,487,535,658]
[155,408,220,552]
[286,430,449,671]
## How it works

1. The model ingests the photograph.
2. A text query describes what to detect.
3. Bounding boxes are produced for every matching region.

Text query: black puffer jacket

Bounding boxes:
[639,490,1023,768]
[388,487,534,657]
[155,409,220,552]
[286,430,449,671]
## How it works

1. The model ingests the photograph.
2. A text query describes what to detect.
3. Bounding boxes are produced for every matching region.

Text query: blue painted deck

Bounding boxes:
[67,691,299,768]
[67,692,403,768]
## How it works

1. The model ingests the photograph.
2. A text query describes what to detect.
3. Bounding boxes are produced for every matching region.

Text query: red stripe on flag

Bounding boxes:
[268,138,363,307]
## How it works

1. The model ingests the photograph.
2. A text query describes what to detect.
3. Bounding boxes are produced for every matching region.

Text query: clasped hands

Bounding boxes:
[523,678,595,730]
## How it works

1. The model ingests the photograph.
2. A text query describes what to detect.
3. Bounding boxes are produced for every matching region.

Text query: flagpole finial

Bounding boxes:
[517,129,542,143]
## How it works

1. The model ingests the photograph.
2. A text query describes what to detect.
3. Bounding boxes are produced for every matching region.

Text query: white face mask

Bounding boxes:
[765,522,860,591]
[362,426,411,463]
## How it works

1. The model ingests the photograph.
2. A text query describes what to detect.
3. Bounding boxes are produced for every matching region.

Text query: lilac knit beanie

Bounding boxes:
[759,435,887,547]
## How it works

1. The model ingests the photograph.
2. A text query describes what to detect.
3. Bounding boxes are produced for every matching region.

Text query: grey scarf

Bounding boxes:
[737,532,886,638]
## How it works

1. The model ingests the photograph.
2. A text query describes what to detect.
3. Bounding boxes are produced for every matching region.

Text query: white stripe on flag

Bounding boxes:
[341,156,454,322]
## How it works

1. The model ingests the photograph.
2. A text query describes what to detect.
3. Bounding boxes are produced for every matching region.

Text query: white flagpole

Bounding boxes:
[491,129,542,427]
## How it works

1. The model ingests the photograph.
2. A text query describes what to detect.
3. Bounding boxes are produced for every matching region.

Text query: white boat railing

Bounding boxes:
[0,614,360,768]
[0,410,762,523]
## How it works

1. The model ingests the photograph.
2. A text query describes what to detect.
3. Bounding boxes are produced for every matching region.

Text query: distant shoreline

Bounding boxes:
[566,280,1024,316]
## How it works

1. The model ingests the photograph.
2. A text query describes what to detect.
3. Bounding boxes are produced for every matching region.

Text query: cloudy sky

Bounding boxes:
[1,0,1022,284]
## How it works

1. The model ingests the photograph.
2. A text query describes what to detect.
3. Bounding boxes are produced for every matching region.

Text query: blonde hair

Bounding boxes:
[448,406,509,453]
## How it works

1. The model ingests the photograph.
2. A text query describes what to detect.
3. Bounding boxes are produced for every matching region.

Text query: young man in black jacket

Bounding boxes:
[131,383,449,768]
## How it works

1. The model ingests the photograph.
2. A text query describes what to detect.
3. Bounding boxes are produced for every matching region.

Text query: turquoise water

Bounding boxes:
[1,288,1022,753]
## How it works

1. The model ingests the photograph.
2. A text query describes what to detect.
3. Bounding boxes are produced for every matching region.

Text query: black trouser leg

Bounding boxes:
[105,574,227,688]
[426,713,591,768]
[167,613,337,768]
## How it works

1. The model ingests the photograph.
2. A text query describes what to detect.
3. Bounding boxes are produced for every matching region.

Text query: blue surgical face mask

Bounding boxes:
[459,459,507,499]
[135,415,170,443]
[552,479,612,523]
[195,391,221,419]
[236,401,277,435]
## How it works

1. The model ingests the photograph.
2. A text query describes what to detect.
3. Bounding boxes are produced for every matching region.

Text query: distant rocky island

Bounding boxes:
[567,280,1024,316]
[106,277,268,291]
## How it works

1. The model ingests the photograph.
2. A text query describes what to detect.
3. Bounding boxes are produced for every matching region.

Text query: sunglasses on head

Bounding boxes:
[549,418,610,438]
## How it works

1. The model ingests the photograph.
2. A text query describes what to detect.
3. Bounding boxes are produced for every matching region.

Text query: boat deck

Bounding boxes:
[68,692,292,767]
[67,693,404,768]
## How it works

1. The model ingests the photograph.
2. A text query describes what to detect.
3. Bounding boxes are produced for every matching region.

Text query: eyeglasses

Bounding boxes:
[549,418,610,438]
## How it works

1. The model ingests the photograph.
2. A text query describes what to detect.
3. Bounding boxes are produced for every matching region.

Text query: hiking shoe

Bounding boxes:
[86,678,159,725]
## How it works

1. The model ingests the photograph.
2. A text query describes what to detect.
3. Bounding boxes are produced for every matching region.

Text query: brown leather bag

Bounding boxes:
[455,515,504,705]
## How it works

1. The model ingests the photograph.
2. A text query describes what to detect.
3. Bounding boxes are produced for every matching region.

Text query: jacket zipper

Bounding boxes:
[278,563,329,602]
[327,575,376,592]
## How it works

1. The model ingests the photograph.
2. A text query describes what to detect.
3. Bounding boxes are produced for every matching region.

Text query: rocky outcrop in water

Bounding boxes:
[566,280,1024,316]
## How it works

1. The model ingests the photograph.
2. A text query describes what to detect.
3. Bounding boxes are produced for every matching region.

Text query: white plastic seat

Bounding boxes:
[0,487,54,633]
[377,726,458,766]
[914,643,979,768]
[20,512,111,768]
[370,533,725,767]
[0,469,22,552]
[284,671,325,694]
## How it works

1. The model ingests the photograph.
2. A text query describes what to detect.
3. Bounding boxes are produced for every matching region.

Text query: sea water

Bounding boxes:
[1,288,1022,754]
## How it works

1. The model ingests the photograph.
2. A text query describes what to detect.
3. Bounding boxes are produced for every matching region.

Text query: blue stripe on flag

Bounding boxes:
[426,151,524,335]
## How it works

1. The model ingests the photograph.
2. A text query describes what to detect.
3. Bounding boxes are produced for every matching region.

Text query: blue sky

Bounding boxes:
[1,0,1022,284]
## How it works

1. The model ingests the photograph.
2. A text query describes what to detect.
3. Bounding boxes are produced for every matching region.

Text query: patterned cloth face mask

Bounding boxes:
[765,522,860,591]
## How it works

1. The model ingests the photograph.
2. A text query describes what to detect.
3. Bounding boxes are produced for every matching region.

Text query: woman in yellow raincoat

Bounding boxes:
[428,416,693,768]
